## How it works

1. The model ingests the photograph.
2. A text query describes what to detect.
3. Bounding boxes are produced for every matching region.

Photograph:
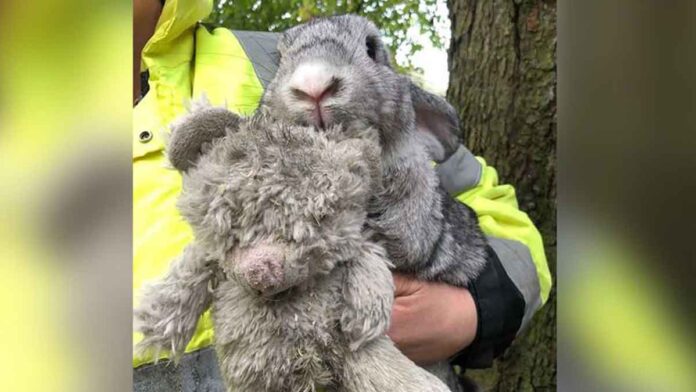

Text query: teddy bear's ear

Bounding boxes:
[167,99,242,172]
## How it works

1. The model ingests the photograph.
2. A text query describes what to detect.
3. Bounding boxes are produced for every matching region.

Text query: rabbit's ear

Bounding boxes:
[277,31,292,54]
[167,99,241,172]
[364,33,392,67]
[410,83,462,162]
[278,24,303,55]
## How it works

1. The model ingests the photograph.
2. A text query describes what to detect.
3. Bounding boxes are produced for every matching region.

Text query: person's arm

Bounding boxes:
[388,145,551,368]
[133,0,162,104]
[442,145,550,368]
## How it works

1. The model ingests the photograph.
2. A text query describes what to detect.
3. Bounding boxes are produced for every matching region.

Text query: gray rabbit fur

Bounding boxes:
[135,104,451,392]
[262,15,488,289]
[258,16,489,390]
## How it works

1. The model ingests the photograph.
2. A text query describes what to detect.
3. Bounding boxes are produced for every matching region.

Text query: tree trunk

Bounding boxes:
[446,0,556,391]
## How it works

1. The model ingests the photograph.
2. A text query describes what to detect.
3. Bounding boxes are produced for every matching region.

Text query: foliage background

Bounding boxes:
[207,0,448,74]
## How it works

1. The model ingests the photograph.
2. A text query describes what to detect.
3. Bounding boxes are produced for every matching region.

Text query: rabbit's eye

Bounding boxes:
[366,36,378,61]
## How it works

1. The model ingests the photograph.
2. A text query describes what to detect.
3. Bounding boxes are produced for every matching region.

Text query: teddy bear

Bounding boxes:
[134,102,451,392]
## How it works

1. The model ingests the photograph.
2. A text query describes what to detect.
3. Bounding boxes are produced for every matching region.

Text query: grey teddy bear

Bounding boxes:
[134,103,451,392]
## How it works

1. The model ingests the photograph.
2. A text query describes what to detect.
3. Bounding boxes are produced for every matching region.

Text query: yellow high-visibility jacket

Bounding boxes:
[133,0,551,370]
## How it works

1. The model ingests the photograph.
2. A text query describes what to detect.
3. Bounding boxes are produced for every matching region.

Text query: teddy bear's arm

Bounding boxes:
[134,243,219,362]
[339,241,394,352]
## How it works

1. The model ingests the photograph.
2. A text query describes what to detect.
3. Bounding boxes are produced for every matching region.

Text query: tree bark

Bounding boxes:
[446,0,556,391]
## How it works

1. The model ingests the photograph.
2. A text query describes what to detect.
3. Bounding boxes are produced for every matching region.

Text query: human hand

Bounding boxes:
[387,273,477,366]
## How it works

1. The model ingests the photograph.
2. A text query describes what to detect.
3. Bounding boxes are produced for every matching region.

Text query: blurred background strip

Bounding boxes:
[0,1,132,391]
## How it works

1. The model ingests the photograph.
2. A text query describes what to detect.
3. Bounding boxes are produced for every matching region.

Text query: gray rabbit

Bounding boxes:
[259,15,489,390]
[135,107,451,392]
[262,15,487,288]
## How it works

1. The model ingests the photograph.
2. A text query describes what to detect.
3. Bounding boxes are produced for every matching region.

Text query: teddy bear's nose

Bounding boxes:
[236,246,285,293]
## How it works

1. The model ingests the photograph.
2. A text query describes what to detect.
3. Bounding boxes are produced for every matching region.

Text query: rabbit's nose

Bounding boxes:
[289,62,341,104]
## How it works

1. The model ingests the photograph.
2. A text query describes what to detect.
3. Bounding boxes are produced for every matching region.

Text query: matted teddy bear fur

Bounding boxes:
[134,106,450,392]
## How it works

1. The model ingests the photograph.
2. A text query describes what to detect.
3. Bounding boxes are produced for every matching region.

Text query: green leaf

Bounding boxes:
[206,0,447,73]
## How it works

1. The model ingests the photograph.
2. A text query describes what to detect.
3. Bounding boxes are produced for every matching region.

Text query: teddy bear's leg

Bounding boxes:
[337,336,451,392]
[215,340,333,392]
[339,241,394,351]
[212,281,334,392]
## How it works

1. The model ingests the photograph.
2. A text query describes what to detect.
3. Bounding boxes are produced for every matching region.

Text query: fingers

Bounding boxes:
[388,275,418,348]
[392,273,423,297]
[387,277,479,365]
[386,306,407,349]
